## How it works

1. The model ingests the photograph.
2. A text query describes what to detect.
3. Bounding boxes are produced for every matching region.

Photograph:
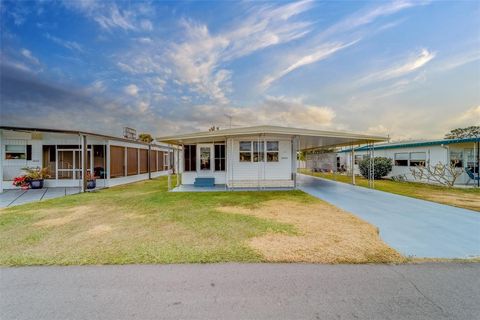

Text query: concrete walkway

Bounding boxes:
[0,187,80,208]
[1,263,479,320]
[297,174,480,259]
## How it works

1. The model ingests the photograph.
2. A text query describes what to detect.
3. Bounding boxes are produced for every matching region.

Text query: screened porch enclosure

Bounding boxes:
[42,145,107,181]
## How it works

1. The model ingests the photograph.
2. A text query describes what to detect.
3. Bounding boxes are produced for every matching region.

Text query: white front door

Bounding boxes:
[197,144,213,176]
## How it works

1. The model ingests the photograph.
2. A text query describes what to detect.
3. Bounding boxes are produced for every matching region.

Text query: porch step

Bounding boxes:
[194,178,215,187]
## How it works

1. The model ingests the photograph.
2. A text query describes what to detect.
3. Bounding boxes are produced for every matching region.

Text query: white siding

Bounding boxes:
[1,129,173,190]
[339,142,476,185]
[226,136,293,188]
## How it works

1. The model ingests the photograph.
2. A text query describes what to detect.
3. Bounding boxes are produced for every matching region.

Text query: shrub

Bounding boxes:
[358,157,392,180]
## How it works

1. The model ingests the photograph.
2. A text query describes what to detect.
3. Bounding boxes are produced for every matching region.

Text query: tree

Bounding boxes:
[445,126,480,139]
[410,161,463,187]
[138,133,154,143]
[358,157,392,180]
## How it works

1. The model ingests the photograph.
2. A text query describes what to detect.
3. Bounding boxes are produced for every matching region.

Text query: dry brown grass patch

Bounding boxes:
[422,192,480,212]
[218,200,404,263]
[33,206,93,227]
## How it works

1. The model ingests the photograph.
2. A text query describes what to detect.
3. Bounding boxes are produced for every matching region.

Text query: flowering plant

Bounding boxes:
[12,176,30,189]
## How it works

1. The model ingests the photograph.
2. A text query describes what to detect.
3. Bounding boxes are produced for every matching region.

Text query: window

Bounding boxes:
[410,152,426,167]
[253,141,264,162]
[200,147,211,170]
[465,148,479,174]
[394,153,409,166]
[239,141,251,162]
[354,155,364,165]
[450,150,463,167]
[5,145,27,160]
[165,152,170,171]
[214,144,225,171]
[184,145,196,171]
[266,141,279,162]
[26,145,32,160]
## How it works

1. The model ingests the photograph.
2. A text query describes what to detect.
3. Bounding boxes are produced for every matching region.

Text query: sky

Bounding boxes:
[1,0,479,140]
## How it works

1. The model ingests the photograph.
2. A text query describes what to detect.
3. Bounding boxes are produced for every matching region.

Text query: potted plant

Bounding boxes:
[86,171,96,189]
[22,167,51,189]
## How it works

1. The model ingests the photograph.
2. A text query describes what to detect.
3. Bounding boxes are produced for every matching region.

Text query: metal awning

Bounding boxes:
[157,125,388,150]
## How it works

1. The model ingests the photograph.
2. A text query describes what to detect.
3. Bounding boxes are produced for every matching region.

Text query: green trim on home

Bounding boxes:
[339,137,480,153]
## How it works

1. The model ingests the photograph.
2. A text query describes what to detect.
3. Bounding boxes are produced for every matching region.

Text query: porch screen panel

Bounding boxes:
[150,150,157,172]
[139,149,148,173]
[158,151,164,171]
[110,146,125,178]
[184,145,196,171]
[127,148,138,176]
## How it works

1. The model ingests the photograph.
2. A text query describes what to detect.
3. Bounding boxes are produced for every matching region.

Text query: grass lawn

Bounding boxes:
[298,169,480,212]
[0,176,403,266]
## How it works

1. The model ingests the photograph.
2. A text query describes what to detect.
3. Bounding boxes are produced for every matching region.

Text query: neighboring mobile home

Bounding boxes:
[158,125,386,190]
[321,137,479,186]
[0,126,174,192]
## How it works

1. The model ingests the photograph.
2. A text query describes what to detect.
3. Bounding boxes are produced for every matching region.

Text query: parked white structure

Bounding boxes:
[158,125,386,189]
[336,138,480,186]
[0,126,174,193]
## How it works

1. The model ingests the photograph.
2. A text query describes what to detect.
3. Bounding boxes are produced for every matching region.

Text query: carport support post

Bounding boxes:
[82,134,87,193]
[292,136,299,189]
[176,147,180,187]
[351,146,356,185]
[0,130,3,193]
[148,145,151,180]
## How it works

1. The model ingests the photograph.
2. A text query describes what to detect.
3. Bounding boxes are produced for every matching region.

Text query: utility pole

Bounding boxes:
[224,114,232,129]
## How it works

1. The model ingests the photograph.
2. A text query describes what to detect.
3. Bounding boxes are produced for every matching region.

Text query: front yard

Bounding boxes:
[0,176,403,266]
[298,169,480,212]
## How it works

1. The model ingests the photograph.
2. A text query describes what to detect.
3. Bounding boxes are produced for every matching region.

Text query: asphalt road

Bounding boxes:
[1,263,479,320]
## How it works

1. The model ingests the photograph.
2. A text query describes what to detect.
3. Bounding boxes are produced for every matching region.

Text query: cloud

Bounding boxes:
[0,63,181,136]
[124,84,139,96]
[94,4,136,31]
[434,50,480,73]
[449,106,480,128]
[140,19,153,31]
[358,48,435,85]
[21,49,40,65]
[180,96,336,130]
[322,0,419,37]
[87,80,106,93]
[44,33,84,52]
[259,1,424,90]
[261,40,358,89]
[116,1,314,104]
[61,1,151,32]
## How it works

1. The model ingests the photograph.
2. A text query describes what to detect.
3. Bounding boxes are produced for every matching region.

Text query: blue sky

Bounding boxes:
[1,0,479,140]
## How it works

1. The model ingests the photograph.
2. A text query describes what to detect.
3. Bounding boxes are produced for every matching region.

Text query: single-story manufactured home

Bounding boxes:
[306,137,480,186]
[0,126,175,193]
[158,125,387,190]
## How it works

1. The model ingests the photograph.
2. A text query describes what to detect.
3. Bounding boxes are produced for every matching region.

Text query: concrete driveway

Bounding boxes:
[0,187,80,208]
[297,174,480,259]
[1,263,479,320]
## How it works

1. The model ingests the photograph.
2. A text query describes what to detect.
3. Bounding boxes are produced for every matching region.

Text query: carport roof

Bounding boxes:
[157,125,388,150]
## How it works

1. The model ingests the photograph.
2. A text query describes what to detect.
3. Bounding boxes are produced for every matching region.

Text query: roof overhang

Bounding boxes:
[157,125,388,150]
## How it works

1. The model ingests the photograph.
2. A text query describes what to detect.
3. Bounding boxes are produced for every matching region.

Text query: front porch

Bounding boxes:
[170,184,294,192]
